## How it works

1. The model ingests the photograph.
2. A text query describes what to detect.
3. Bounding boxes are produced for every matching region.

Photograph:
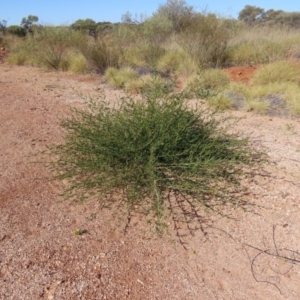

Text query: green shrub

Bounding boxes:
[7,25,26,37]
[47,85,261,231]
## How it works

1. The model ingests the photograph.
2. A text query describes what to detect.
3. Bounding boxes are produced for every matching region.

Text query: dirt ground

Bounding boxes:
[1,63,300,300]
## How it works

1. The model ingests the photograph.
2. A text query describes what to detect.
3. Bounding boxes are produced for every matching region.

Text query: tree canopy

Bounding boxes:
[21,15,39,31]
[238,5,300,28]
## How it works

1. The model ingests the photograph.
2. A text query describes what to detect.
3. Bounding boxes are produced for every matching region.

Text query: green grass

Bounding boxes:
[245,100,269,114]
[251,61,300,85]
[47,84,262,232]
[226,25,300,66]
[105,67,138,89]
[7,50,28,65]
[156,49,196,76]
[184,69,230,99]
[207,94,234,111]
[226,40,288,66]
[225,80,300,116]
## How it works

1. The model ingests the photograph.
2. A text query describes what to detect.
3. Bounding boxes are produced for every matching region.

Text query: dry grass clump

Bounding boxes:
[185,69,230,97]
[227,40,287,66]
[7,51,28,65]
[245,100,270,114]
[226,80,300,116]
[105,67,171,94]
[68,52,89,74]
[226,25,300,66]
[156,49,196,76]
[105,67,138,89]
[206,94,234,111]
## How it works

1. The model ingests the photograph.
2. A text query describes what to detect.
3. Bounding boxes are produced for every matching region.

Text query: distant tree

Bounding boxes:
[238,5,264,25]
[0,20,7,35]
[7,25,26,37]
[72,18,97,37]
[21,15,39,34]
[278,12,300,28]
[261,9,284,23]
[121,11,134,24]
[239,5,300,28]
[154,0,195,31]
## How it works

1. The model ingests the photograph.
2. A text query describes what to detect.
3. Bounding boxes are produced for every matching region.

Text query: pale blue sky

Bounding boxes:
[2,1,300,26]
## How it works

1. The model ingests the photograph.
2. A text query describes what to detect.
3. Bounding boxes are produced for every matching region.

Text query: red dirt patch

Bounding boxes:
[224,65,260,84]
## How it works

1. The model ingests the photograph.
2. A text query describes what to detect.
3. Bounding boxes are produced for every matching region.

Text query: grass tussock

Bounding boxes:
[7,51,28,65]
[105,67,138,89]
[226,40,288,66]
[251,61,300,85]
[226,80,300,116]
[245,100,269,114]
[207,94,234,111]
[156,49,196,76]
[184,69,230,99]
[47,84,262,231]
[227,25,300,66]
[68,52,90,74]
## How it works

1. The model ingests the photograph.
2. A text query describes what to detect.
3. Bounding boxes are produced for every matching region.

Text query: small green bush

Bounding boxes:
[7,25,26,37]
[48,85,261,231]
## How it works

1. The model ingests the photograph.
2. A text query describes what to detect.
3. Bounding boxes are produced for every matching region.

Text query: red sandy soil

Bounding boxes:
[224,65,260,84]
[1,62,300,299]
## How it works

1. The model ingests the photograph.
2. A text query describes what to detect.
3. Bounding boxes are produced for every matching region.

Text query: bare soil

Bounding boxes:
[224,65,260,84]
[1,63,300,299]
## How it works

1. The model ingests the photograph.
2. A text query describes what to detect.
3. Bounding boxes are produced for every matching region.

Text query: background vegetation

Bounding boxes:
[1,1,300,116]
